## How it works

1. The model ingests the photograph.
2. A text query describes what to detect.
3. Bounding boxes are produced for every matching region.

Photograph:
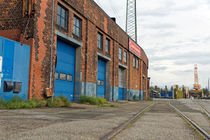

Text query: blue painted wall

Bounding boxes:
[0,37,30,100]
[118,87,123,100]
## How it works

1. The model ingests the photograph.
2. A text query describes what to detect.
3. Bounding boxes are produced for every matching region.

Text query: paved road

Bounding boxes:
[115,102,200,140]
[0,101,151,140]
[0,100,208,140]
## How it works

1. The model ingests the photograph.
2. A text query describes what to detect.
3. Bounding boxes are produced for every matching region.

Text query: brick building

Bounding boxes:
[0,0,149,101]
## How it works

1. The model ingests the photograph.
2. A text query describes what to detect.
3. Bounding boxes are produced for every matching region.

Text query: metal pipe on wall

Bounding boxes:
[50,0,55,103]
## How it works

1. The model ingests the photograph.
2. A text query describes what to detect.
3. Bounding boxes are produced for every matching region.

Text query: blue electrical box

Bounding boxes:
[0,37,30,100]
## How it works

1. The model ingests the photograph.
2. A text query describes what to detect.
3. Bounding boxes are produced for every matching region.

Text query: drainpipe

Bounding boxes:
[112,42,115,101]
[84,20,89,96]
[50,0,55,103]
[128,50,130,100]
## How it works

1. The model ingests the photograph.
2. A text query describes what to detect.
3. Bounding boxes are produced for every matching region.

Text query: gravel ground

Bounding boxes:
[177,99,210,113]
[171,99,210,133]
[0,101,152,140]
[115,102,200,140]
[196,99,210,113]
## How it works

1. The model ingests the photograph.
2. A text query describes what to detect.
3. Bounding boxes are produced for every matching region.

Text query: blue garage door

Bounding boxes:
[97,59,106,98]
[168,91,173,98]
[0,37,30,100]
[161,92,165,98]
[55,39,75,102]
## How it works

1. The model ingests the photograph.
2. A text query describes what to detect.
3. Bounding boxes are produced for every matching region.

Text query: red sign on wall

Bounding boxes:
[129,39,141,58]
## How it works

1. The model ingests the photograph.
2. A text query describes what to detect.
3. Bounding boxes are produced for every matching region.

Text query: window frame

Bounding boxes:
[105,38,110,54]
[57,4,68,30]
[136,58,139,69]
[133,56,136,67]
[73,15,82,38]
[119,47,122,61]
[124,51,127,63]
[97,33,103,50]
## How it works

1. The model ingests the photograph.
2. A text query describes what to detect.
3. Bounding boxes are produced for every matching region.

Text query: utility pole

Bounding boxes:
[208,78,209,96]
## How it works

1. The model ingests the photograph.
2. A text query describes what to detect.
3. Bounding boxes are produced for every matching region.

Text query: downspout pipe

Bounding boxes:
[50,0,55,103]
[128,45,130,100]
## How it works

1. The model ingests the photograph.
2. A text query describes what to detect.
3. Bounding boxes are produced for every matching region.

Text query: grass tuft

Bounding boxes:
[59,96,71,107]
[80,95,107,105]
[133,95,137,101]
[0,96,71,109]
[147,97,153,101]
[99,104,118,107]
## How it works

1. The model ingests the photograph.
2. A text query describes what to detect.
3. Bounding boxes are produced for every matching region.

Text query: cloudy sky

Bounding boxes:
[94,0,210,89]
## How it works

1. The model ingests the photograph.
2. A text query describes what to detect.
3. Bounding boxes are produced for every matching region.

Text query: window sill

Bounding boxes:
[73,33,82,41]
[55,24,68,32]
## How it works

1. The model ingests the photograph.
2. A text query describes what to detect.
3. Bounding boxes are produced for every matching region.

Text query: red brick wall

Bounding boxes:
[56,0,130,88]
[129,54,141,90]
[27,0,55,98]
[0,0,149,99]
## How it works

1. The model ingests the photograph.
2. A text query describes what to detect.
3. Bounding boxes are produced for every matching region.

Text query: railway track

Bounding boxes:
[194,100,210,118]
[100,103,155,140]
[169,102,210,140]
[101,100,209,140]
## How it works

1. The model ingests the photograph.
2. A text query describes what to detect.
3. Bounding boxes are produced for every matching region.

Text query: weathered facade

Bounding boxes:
[0,0,149,101]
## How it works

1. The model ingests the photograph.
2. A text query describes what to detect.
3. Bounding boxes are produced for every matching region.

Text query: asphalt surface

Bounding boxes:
[0,99,208,140]
[115,101,200,140]
[0,101,151,140]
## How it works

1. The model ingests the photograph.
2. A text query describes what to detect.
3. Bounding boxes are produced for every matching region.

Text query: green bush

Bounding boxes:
[48,97,64,107]
[0,98,6,109]
[133,95,137,101]
[59,96,71,107]
[47,96,71,107]
[22,100,37,109]
[0,96,71,109]
[96,97,107,104]
[80,95,107,105]
[5,97,24,109]
[35,99,48,108]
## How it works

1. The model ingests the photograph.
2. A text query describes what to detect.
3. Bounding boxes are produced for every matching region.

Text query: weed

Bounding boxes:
[96,97,107,104]
[48,97,64,107]
[80,95,107,105]
[0,98,6,109]
[59,96,71,107]
[133,95,137,101]
[147,97,153,101]
[99,104,118,107]
[0,96,71,109]
[5,97,24,109]
[22,100,37,109]
[36,99,48,108]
